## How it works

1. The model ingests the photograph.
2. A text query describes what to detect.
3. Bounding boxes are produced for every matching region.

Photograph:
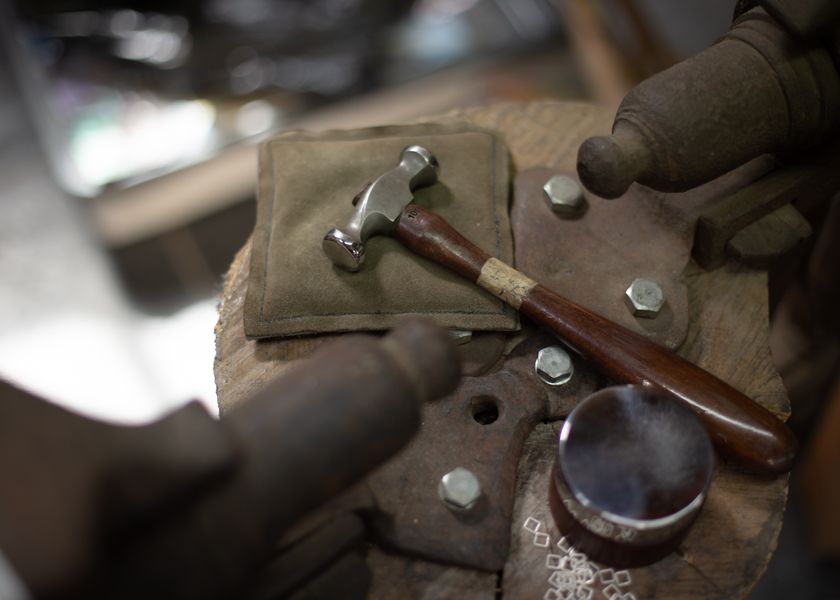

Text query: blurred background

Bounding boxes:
[0,0,834,597]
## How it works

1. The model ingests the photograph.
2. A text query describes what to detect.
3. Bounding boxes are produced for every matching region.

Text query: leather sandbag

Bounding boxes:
[244,123,518,338]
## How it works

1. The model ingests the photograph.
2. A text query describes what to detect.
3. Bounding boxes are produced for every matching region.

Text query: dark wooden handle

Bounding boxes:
[394,205,796,473]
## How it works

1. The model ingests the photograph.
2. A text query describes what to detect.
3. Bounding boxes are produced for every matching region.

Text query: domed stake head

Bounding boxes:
[323,145,439,272]
[576,124,653,199]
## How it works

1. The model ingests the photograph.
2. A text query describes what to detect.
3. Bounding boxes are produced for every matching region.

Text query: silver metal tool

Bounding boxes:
[323,145,439,272]
[549,385,714,567]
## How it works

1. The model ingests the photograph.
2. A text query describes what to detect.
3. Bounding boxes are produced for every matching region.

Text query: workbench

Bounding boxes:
[214,101,790,599]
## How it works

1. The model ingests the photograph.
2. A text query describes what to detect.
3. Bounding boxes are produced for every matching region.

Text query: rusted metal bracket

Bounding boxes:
[366,339,549,571]
[692,148,840,270]
[364,330,600,572]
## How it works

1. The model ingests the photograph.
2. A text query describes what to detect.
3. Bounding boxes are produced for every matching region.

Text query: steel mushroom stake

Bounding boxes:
[322,146,797,474]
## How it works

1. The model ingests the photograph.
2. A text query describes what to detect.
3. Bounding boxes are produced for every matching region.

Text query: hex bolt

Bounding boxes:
[543,175,586,216]
[535,346,574,386]
[624,278,665,318]
[438,467,482,511]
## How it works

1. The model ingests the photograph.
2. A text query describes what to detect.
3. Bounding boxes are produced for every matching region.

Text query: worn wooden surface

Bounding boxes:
[727,204,812,269]
[504,262,790,600]
[215,101,790,598]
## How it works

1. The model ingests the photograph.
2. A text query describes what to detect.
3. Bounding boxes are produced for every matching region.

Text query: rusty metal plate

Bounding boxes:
[511,167,690,350]
[365,329,600,571]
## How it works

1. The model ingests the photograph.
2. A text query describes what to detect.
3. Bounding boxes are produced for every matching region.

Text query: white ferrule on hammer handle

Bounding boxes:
[476,258,538,310]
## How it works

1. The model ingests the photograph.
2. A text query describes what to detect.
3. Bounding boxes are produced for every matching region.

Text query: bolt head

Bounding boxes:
[438,467,482,510]
[543,175,585,216]
[624,278,665,318]
[535,346,574,386]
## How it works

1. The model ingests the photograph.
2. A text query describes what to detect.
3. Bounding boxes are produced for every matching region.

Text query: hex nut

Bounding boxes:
[438,467,482,511]
[543,175,586,216]
[535,346,574,386]
[624,278,665,318]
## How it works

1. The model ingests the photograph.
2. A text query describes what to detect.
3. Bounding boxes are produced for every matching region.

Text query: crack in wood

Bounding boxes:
[676,547,725,595]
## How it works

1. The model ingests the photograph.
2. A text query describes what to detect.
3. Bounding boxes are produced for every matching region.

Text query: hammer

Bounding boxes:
[323,146,796,474]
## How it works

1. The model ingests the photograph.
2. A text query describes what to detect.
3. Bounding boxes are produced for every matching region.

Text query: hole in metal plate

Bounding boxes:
[470,395,500,425]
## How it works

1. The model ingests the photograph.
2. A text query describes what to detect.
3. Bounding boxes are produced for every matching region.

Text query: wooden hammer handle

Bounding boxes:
[394,205,796,473]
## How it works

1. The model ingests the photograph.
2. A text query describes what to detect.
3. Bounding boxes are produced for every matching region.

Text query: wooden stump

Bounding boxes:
[215,101,790,599]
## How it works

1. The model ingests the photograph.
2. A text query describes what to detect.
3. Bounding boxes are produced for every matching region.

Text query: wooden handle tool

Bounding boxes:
[394,204,796,474]
[322,146,796,473]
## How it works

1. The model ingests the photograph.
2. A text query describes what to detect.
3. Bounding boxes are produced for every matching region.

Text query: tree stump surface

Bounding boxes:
[215,101,790,599]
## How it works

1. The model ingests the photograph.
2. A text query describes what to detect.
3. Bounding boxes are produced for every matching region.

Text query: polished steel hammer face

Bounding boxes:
[549,385,714,567]
[323,145,439,272]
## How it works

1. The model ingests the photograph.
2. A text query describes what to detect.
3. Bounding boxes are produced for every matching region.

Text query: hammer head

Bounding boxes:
[323,145,439,272]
